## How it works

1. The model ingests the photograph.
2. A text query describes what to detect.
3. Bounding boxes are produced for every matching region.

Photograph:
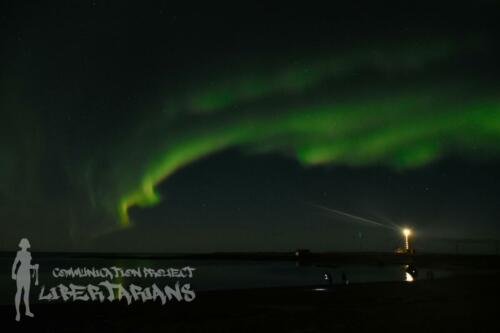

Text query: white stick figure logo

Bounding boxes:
[11,238,39,322]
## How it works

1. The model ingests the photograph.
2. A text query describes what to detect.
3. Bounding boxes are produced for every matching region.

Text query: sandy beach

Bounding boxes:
[2,271,499,333]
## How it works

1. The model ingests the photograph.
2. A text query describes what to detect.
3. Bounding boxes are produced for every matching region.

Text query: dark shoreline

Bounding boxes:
[2,251,499,269]
[2,272,499,332]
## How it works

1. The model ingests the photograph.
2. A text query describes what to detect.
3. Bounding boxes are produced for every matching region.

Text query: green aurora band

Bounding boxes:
[75,42,500,227]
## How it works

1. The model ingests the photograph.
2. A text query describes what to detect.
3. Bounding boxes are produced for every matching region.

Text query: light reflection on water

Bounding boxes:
[404,264,416,282]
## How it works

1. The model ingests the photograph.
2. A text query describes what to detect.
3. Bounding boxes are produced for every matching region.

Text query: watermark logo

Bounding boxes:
[11,238,38,322]
[38,266,196,304]
[10,238,196,322]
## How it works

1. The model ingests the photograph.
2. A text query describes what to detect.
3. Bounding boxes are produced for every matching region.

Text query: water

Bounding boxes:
[0,257,450,305]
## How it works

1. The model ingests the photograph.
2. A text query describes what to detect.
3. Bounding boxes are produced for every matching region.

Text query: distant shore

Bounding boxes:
[2,251,499,269]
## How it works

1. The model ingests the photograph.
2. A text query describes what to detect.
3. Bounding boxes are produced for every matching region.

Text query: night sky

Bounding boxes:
[1,2,499,252]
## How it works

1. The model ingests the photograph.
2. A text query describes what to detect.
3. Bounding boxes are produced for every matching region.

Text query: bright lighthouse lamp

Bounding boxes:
[402,228,412,251]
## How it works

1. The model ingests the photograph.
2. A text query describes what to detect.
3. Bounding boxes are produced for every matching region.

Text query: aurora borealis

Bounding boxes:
[1,3,500,251]
[92,41,500,227]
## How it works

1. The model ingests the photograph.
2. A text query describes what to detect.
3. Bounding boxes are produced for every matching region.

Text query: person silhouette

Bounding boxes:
[11,238,38,322]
